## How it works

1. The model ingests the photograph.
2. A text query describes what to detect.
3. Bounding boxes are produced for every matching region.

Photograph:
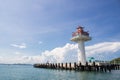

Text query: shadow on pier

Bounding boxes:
[33,62,120,72]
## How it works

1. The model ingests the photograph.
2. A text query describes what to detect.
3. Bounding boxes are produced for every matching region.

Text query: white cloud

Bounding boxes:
[1,42,120,64]
[0,56,3,59]
[35,42,120,63]
[86,42,120,58]
[14,52,21,55]
[37,42,120,63]
[38,41,43,44]
[11,43,26,49]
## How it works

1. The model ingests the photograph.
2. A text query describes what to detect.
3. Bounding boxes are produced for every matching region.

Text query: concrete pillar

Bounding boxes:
[65,63,67,69]
[69,63,71,70]
[78,41,86,65]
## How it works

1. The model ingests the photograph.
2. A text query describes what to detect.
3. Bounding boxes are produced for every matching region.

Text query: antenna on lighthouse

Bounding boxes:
[71,26,91,65]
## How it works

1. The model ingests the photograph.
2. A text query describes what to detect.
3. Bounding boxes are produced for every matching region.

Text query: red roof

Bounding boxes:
[77,26,84,29]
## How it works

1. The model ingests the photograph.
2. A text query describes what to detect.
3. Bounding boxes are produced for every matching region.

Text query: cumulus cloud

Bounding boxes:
[10,43,26,49]
[1,42,120,64]
[14,52,21,55]
[37,42,120,63]
[38,41,43,44]
[86,42,120,60]
[32,42,120,63]
[37,43,78,63]
[0,56,3,60]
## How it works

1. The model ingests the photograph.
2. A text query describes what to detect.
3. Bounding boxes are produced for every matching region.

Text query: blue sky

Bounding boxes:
[0,0,120,63]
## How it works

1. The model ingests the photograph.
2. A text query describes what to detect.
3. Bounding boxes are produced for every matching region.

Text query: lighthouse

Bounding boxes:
[71,26,91,65]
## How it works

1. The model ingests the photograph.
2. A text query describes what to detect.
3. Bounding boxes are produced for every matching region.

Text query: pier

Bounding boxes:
[33,62,120,72]
[34,26,120,72]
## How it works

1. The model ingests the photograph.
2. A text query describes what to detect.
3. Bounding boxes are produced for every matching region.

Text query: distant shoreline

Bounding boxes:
[0,63,32,66]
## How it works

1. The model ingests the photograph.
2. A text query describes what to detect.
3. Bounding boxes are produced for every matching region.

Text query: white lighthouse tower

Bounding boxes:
[71,26,91,65]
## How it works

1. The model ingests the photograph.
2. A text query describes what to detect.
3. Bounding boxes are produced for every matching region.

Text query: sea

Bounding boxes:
[0,64,120,80]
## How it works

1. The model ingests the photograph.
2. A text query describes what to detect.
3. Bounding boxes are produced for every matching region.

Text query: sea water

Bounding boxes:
[0,64,120,80]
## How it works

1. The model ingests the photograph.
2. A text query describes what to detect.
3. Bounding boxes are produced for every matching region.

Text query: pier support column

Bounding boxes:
[65,63,67,70]
[74,62,77,70]
[69,63,71,70]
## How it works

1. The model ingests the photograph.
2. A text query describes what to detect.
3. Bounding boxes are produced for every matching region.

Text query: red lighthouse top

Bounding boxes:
[72,26,89,37]
[77,26,84,34]
[77,26,83,29]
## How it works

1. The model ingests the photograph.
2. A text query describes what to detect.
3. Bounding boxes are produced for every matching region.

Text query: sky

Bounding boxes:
[0,0,120,64]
